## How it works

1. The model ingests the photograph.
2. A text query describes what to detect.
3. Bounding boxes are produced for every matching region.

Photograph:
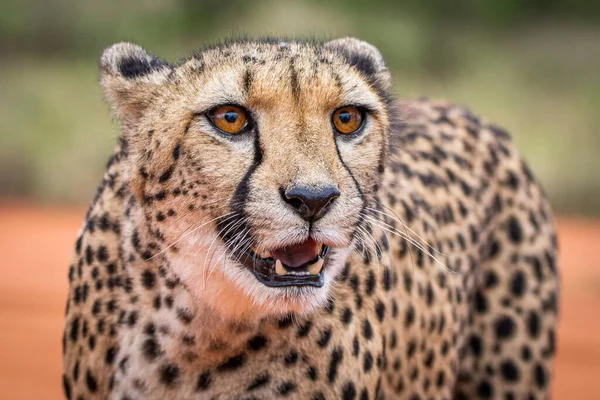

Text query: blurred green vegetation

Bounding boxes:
[1,0,599,214]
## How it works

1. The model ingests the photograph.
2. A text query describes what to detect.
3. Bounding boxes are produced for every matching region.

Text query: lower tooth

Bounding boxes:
[275,259,286,275]
[308,258,324,275]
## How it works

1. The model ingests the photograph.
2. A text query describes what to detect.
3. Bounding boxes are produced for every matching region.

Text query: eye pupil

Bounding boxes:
[339,112,351,123]
[224,111,237,123]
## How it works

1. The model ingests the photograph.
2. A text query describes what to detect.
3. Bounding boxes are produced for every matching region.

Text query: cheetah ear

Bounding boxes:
[324,37,391,92]
[100,42,172,120]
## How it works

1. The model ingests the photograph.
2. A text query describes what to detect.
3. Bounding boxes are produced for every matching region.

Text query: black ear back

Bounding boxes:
[324,37,391,93]
[100,42,171,79]
[118,54,171,79]
[99,43,172,120]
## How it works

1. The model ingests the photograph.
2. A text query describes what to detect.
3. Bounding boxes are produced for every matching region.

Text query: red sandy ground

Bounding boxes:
[0,203,598,399]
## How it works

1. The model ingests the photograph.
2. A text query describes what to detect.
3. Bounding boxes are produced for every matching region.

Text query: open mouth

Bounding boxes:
[236,238,331,287]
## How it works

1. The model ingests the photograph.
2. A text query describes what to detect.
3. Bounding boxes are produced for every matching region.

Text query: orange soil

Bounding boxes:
[0,203,598,399]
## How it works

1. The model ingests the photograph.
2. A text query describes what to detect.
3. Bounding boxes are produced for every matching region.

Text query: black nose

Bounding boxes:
[282,185,341,222]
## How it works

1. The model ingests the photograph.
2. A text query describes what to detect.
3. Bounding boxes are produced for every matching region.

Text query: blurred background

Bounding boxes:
[0,0,598,398]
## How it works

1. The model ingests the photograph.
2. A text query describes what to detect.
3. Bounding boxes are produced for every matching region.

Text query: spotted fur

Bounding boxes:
[63,38,559,399]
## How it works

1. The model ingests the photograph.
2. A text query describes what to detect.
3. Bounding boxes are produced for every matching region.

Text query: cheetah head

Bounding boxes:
[100,38,392,318]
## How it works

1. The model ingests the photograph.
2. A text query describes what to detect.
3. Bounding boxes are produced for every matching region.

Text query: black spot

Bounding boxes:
[312,392,326,400]
[475,291,488,313]
[159,364,180,387]
[353,336,360,357]
[88,335,96,350]
[72,360,80,381]
[159,165,175,183]
[485,270,499,288]
[297,320,312,337]
[141,269,156,289]
[85,369,98,392]
[363,319,373,340]
[176,308,194,324]
[196,371,212,391]
[105,346,118,365]
[403,270,413,293]
[277,380,296,396]
[317,327,332,347]
[360,388,369,400]
[278,314,294,329]
[328,346,344,383]
[217,353,246,371]
[363,351,373,372]
[534,364,548,388]
[153,296,161,310]
[424,350,435,368]
[495,315,516,340]
[500,359,520,382]
[85,245,94,265]
[96,245,109,262]
[341,307,353,325]
[375,300,385,322]
[436,370,445,387]
[365,271,376,295]
[469,334,483,357]
[172,143,181,160]
[63,375,71,399]
[527,311,541,338]
[510,270,527,297]
[507,216,523,243]
[248,335,268,351]
[404,304,415,328]
[406,339,417,358]
[343,381,357,400]
[521,345,532,361]
[247,372,270,391]
[425,282,435,305]
[284,350,299,365]
[69,317,80,342]
[142,338,161,361]
[127,311,138,327]
[477,380,493,398]
[307,365,318,380]
[382,268,392,291]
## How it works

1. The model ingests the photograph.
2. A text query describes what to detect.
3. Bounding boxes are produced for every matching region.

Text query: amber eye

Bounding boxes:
[332,106,364,134]
[208,105,249,134]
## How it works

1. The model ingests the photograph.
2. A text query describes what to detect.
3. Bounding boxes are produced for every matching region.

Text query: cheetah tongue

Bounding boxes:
[271,239,321,268]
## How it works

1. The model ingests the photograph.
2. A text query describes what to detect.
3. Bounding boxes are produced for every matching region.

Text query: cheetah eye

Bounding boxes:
[207,105,250,135]
[332,106,364,135]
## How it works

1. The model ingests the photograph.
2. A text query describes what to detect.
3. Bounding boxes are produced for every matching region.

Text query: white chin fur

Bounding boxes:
[167,229,352,320]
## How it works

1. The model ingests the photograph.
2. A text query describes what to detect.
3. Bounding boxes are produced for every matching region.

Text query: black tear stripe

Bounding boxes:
[218,131,263,249]
[333,140,367,246]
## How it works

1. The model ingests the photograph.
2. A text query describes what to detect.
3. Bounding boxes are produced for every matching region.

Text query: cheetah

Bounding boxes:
[63,38,559,399]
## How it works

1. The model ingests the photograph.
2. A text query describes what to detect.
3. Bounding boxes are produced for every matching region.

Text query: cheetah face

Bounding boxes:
[100,38,392,317]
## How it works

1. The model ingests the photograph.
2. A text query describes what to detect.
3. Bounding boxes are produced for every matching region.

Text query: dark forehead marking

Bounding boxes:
[289,56,300,103]
[243,67,252,94]
[329,65,343,91]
